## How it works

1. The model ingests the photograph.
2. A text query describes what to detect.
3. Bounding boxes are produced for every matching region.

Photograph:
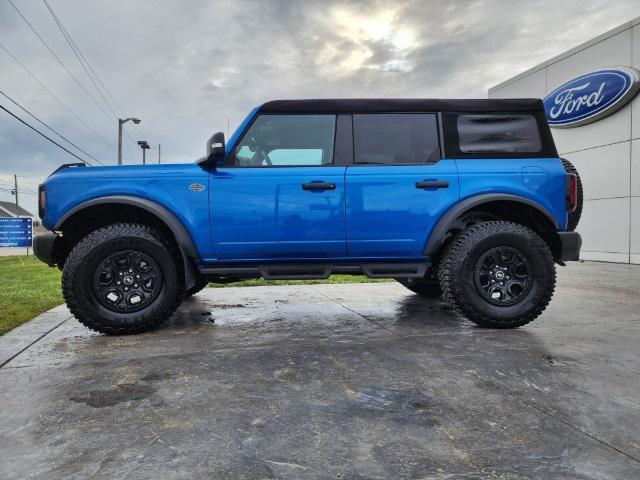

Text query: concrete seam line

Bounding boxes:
[473,371,640,465]
[311,288,393,333]
[0,315,71,369]
[520,397,640,464]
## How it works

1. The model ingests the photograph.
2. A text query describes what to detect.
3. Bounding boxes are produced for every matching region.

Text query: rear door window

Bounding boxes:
[353,114,440,165]
[457,114,542,153]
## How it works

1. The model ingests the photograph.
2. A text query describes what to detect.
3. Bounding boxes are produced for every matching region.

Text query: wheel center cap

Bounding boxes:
[123,276,134,285]
[495,271,505,280]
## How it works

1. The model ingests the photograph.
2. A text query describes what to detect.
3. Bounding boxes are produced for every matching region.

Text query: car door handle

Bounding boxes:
[302,182,336,191]
[415,180,449,189]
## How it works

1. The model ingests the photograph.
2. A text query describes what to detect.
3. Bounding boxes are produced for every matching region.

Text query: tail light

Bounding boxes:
[566,173,577,212]
[38,184,46,219]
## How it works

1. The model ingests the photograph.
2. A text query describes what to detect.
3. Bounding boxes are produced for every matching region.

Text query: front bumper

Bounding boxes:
[558,232,581,262]
[33,233,61,267]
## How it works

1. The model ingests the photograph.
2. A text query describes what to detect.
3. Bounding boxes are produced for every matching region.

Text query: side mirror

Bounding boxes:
[206,132,225,164]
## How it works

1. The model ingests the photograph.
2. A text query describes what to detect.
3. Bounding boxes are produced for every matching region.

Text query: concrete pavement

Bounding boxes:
[1,261,639,479]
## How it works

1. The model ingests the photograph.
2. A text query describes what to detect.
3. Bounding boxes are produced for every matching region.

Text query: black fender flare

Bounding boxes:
[56,195,198,288]
[423,193,559,257]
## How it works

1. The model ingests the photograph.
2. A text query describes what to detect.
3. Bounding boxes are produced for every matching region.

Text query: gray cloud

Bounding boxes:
[1,0,639,215]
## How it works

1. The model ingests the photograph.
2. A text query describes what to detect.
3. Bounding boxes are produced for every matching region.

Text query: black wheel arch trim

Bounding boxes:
[423,193,559,257]
[55,195,198,288]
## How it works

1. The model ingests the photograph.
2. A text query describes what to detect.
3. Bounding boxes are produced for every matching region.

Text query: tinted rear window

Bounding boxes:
[457,114,542,154]
[353,114,440,164]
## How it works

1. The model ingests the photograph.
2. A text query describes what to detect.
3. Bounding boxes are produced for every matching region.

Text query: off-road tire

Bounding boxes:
[560,158,583,231]
[185,275,208,298]
[62,223,185,335]
[396,277,442,298]
[438,221,556,328]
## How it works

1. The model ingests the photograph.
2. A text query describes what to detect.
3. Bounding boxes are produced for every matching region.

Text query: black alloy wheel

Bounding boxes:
[473,246,532,306]
[93,250,163,313]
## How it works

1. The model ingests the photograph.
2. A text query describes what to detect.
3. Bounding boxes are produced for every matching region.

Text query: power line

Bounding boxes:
[0,182,38,192]
[0,181,37,189]
[1,103,94,165]
[41,0,149,149]
[41,0,119,120]
[0,41,115,151]
[16,175,46,181]
[0,180,39,191]
[1,174,42,182]
[0,183,37,195]
[0,89,101,164]
[8,0,116,125]
[0,187,36,196]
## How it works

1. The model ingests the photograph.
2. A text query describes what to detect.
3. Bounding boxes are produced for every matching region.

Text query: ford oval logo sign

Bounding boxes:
[543,67,640,128]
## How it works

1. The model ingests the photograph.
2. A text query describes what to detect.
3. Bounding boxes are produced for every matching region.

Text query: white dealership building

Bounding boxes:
[489,17,640,264]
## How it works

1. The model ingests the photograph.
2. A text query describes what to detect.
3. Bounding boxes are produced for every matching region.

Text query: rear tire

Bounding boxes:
[62,223,185,335]
[396,277,442,298]
[438,221,555,328]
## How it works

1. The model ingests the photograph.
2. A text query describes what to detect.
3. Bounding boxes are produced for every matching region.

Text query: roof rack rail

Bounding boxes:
[49,162,87,177]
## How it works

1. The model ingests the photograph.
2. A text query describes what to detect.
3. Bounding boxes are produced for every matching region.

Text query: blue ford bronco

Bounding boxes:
[34,99,582,335]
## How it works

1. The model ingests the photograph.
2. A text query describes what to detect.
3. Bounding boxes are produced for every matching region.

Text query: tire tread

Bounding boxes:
[62,223,184,335]
[438,221,556,328]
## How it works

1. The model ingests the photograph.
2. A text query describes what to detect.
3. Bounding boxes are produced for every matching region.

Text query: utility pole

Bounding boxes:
[227,118,230,138]
[158,144,161,164]
[11,174,28,255]
[118,117,141,165]
[13,174,19,217]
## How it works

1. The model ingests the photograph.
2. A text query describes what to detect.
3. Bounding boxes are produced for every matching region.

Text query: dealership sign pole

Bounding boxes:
[543,67,640,128]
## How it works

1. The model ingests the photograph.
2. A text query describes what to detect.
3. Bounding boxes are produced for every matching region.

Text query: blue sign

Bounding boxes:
[0,217,33,247]
[543,67,640,128]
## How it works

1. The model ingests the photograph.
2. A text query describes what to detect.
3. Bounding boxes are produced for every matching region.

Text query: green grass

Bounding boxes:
[0,255,391,335]
[0,255,63,336]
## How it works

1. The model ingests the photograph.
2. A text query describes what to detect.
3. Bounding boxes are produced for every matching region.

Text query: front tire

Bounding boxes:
[438,221,555,328]
[62,223,185,335]
[185,275,208,298]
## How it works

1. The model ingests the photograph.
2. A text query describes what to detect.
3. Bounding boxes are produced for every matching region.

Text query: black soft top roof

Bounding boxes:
[259,98,544,114]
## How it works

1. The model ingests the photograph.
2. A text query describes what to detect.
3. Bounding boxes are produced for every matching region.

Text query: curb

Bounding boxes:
[0,304,72,368]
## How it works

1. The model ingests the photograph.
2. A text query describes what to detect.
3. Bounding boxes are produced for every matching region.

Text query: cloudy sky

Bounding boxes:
[1,0,639,215]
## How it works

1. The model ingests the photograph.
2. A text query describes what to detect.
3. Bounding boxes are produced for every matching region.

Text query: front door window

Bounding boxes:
[231,114,336,167]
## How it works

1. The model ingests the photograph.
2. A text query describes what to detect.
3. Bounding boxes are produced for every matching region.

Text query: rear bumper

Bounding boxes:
[558,231,581,262]
[33,233,61,267]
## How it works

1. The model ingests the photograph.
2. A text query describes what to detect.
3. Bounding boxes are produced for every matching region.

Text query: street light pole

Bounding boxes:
[117,117,141,165]
[137,141,150,165]
[158,144,161,164]
[117,120,123,166]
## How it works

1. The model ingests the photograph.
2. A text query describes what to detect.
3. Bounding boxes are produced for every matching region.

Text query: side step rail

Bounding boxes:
[200,262,429,280]
[360,263,427,278]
